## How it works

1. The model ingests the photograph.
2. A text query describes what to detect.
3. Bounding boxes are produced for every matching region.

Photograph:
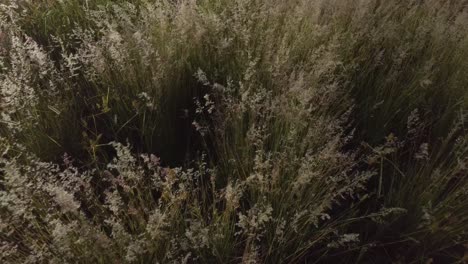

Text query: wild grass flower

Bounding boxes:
[0,0,467,263]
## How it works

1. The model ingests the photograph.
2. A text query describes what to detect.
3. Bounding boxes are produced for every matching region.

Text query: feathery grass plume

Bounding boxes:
[0,0,467,263]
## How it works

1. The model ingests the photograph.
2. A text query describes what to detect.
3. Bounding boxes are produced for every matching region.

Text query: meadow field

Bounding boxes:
[0,0,467,263]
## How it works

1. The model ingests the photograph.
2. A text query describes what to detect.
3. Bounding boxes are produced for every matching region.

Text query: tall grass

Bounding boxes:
[1,0,467,263]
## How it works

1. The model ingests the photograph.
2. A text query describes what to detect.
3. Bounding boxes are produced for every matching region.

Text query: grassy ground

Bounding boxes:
[1,0,467,263]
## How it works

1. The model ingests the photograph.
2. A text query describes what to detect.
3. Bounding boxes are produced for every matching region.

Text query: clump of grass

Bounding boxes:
[1,0,467,263]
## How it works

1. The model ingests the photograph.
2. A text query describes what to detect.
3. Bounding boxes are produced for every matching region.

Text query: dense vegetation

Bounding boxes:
[1,0,467,263]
